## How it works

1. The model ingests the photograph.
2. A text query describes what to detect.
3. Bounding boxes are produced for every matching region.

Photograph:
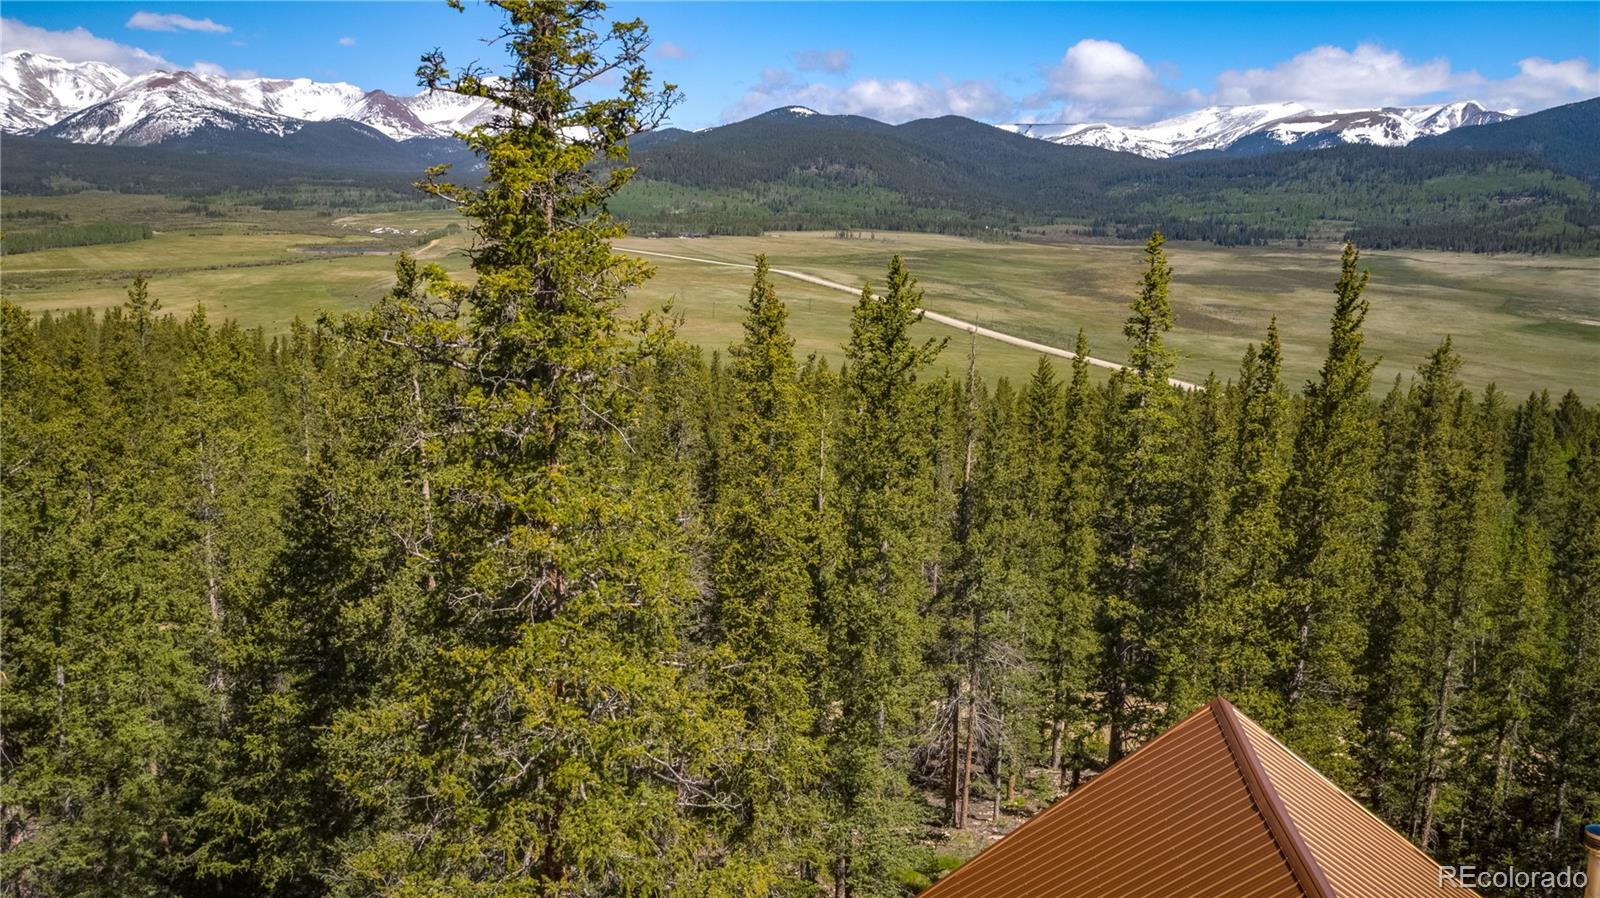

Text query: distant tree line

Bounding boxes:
[3,5,1596,898]
[0,221,152,255]
[0,209,66,222]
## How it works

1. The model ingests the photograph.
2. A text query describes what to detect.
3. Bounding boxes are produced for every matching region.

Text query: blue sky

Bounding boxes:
[4,2,1597,128]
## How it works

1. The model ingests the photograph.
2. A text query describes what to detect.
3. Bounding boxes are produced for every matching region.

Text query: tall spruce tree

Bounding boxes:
[701,257,825,893]
[1528,423,1600,870]
[1361,340,1500,849]
[931,350,985,830]
[1185,321,1292,722]
[1278,243,1381,782]
[1453,440,1554,864]
[192,262,455,894]
[1094,232,1182,761]
[1035,332,1102,789]
[1168,370,1232,711]
[322,3,713,894]
[822,255,942,897]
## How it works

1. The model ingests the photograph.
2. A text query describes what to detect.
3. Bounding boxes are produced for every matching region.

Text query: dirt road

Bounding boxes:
[624,247,1199,391]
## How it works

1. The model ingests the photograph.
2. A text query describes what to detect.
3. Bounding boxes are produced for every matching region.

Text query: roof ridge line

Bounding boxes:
[1211,698,1339,898]
[917,701,1222,898]
[1235,709,1481,885]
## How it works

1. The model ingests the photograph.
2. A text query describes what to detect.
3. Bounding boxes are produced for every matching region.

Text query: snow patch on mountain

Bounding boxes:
[406,88,497,133]
[224,77,367,122]
[1002,100,1514,158]
[0,51,128,132]
[1,49,497,145]
[43,69,298,144]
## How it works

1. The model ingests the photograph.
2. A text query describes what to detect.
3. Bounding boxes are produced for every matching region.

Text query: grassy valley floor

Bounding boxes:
[5,197,1595,395]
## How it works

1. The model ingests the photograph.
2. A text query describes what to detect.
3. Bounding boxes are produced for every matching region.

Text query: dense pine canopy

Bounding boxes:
[2,3,1596,898]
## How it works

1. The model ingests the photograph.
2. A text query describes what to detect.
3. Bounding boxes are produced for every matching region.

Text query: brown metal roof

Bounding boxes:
[919,698,1478,898]
[1235,711,1470,898]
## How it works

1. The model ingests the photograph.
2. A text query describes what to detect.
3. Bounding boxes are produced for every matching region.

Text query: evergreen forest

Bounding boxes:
[2,3,1596,897]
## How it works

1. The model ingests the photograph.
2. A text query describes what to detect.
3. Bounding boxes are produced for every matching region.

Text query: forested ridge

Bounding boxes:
[614,107,1600,254]
[3,4,1598,898]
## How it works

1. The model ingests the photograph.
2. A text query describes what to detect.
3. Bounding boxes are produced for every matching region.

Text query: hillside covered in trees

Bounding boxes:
[613,105,1600,254]
[3,3,1597,898]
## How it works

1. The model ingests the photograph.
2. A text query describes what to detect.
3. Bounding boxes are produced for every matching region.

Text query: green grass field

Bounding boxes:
[4,195,1595,396]
[617,232,1600,396]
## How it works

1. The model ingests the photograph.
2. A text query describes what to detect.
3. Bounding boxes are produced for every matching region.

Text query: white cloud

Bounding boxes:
[723,68,1013,124]
[1213,43,1597,114]
[1037,39,1191,123]
[796,49,852,75]
[338,36,357,47]
[716,36,1597,129]
[1215,43,1453,109]
[0,18,171,72]
[1470,56,1600,113]
[126,11,230,34]
[656,40,689,60]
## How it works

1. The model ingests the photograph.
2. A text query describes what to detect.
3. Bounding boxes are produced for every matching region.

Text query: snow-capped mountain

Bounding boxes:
[405,87,500,135]
[224,77,367,122]
[4,49,1517,158]
[1003,101,1514,159]
[0,51,128,132]
[43,69,297,144]
[1,50,495,144]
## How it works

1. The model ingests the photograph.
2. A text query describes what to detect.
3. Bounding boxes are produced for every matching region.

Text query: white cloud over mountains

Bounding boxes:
[1212,42,1598,113]
[1,18,172,72]
[724,37,1596,126]
[1215,43,1451,108]
[3,14,1593,128]
[125,11,231,34]
[1036,39,1200,123]
[1203,42,1593,114]
[1,19,255,80]
[722,67,1012,124]
[1472,56,1600,113]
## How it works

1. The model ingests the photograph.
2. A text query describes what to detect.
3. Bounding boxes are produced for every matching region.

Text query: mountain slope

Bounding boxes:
[0,51,126,132]
[224,76,367,121]
[0,50,494,143]
[1003,101,1513,159]
[619,106,1600,253]
[631,106,1146,219]
[40,70,298,145]
[1413,97,1600,181]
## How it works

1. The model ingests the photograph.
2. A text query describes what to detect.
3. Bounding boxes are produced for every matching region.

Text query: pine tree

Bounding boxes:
[822,255,942,897]
[1360,340,1507,850]
[324,4,710,894]
[1453,496,1553,865]
[931,348,985,830]
[1094,232,1182,762]
[1036,331,1101,789]
[1528,422,1600,871]
[0,300,239,898]
[192,266,454,895]
[1277,243,1381,782]
[1186,321,1291,723]
[1168,370,1232,710]
[701,257,825,893]
[1506,389,1567,531]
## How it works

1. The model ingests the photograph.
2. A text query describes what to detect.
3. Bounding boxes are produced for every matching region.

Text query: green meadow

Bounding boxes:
[5,195,1595,395]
